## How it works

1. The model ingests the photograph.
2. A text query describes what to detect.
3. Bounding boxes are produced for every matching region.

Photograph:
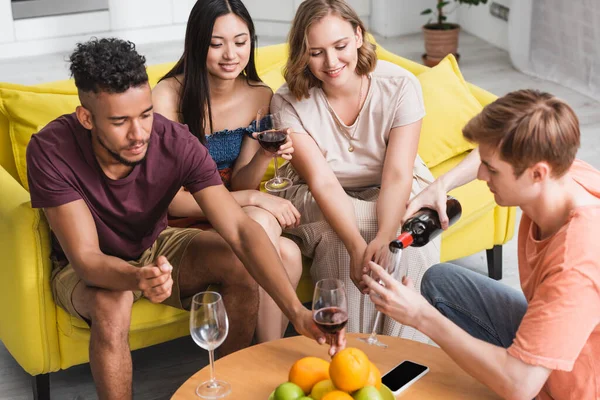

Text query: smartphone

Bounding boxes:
[381,360,429,395]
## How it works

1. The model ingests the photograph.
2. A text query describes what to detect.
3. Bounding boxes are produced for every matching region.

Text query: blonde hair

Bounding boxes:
[463,89,580,177]
[284,0,377,100]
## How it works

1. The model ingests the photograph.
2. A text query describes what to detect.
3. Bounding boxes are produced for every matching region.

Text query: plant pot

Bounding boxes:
[422,23,460,62]
[422,53,460,68]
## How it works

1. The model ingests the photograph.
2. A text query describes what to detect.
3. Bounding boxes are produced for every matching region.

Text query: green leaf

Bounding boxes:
[420,8,433,15]
[440,15,448,21]
[437,1,450,9]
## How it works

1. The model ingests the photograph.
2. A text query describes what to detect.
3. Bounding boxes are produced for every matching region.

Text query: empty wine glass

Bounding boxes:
[256,106,293,193]
[358,246,405,348]
[190,291,230,399]
[312,279,348,336]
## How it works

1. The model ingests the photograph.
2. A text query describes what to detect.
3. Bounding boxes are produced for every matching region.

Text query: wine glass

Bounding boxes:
[358,246,404,348]
[312,279,348,336]
[190,291,230,399]
[256,107,293,193]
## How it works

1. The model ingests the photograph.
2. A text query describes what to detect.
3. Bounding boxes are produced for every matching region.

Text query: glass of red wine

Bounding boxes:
[256,107,293,193]
[312,279,348,336]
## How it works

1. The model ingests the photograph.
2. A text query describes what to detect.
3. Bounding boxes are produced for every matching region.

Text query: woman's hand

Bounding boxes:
[362,261,431,329]
[361,235,391,289]
[253,192,301,229]
[349,241,368,292]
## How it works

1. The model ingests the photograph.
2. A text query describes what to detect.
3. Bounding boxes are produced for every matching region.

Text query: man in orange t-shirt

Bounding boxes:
[364,89,599,399]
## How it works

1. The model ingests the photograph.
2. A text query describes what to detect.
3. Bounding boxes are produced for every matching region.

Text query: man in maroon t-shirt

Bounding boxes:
[26,38,345,399]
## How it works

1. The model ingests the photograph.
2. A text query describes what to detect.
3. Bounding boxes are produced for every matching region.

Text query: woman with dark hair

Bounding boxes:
[271,0,440,340]
[153,0,302,343]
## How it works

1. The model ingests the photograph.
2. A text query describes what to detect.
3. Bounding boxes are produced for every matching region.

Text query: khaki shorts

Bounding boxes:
[51,227,203,321]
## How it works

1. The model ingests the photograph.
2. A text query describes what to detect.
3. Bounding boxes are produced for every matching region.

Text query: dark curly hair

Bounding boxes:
[69,37,148,93]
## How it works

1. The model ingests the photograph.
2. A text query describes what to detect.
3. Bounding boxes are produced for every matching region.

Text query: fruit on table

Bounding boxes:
[365,362,382,390]
[299,397,313,400]
[310,379,337,400]
[322,390,354,400]
[352,386,383,400]
[329,348,370,392]
[274,382,305,400]
[289,356,331,394]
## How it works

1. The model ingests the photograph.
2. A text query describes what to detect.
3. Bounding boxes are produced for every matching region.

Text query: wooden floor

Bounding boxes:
[1,32,599,399]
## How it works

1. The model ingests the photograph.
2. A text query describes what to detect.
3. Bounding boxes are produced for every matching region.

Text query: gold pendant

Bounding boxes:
[348,145,354,152]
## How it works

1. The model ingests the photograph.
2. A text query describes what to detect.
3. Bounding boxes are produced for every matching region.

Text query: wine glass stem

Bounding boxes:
[273,155,280,181]
[208,348,216,386]
[369,310,381,340]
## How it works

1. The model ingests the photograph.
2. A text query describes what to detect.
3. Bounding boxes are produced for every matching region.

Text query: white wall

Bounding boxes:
[458,0,510,51]
[370,0,457,37]
[0,1,15,44]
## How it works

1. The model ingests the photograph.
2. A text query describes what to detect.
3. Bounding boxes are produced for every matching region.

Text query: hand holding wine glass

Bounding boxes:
[190,291,230,399]
[312,279,349,341]
[256,106,293,193]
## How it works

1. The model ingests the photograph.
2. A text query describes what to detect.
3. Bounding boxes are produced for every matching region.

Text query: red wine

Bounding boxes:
[390,196,462,251]
[313,307,348,334]
[257,130,287,153]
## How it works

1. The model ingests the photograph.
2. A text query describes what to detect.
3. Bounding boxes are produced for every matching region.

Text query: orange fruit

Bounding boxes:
[322,391,354,400]
[329,348,370,392]
[289,356,331,394]
[365,361,382,389]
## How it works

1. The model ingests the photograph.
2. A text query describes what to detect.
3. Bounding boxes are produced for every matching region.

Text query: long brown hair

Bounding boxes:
[463,89,580,177]
[284,0,377,100]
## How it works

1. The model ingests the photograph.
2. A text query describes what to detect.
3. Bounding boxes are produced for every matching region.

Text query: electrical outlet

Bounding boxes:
[490,2,509,21]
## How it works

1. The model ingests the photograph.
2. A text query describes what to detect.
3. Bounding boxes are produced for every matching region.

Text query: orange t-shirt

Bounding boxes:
[507,160,600,400]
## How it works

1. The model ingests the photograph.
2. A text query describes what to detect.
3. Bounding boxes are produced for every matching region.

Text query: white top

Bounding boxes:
[271,60,426,189]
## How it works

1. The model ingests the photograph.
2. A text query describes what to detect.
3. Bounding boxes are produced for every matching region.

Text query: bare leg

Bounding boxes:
[278,236,303,334]
[242,206,302,342]
[178,230,259,356]
[72,283,134,400]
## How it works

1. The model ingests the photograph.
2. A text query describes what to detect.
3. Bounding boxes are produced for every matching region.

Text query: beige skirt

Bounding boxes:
[279,156,440,342]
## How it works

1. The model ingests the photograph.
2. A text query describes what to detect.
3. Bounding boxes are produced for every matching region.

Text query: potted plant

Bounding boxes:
[421,0,488,67]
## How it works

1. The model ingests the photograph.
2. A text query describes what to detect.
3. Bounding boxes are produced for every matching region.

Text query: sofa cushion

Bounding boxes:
[0,84,81,190]
[414,55,482,169]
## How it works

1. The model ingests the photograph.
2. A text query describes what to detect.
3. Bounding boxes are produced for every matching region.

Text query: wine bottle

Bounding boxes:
[389,196,462,251]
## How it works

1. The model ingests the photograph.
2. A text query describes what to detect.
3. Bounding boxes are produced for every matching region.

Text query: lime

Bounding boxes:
[353,386,383,400]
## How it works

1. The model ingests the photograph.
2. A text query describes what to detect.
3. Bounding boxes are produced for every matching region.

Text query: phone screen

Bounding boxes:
[381,360,428,392]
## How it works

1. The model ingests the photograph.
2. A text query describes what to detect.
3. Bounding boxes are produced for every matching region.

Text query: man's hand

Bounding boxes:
[291,308,346,357]
[254,192,301,229]
[403,179,449,229]
[136,255,173,304]
[363,261,431,329]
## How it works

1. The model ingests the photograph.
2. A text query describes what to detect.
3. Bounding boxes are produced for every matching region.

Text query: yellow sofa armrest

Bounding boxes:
[0,166,60,375]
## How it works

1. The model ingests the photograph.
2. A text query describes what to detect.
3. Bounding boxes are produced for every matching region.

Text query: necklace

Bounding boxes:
[325,75,366,153]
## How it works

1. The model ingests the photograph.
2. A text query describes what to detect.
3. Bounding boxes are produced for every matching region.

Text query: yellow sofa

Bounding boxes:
[0,43,515,399]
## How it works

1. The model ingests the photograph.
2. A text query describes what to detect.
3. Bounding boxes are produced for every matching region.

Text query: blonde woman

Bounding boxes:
[271,0,440,340]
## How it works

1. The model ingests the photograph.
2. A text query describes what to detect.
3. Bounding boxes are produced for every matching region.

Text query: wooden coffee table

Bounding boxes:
[172,333,500,399]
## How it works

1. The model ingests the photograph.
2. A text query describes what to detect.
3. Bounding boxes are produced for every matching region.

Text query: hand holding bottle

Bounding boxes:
[403,179,450,229]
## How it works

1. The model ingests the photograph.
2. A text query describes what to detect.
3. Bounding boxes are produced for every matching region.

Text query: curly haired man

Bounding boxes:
[26,38,344,399]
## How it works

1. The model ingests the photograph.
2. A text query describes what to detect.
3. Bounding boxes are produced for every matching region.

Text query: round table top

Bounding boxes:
[172,333,500,399]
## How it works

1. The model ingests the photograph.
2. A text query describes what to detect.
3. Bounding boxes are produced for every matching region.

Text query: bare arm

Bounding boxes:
[403,147,481,229]
[377,121,422,240]
[230,135,273,191]
[44,200,172,303]
[168,187,257,218]
[192,184,345,354]
[152,78,182,122]
[289,132,365,252]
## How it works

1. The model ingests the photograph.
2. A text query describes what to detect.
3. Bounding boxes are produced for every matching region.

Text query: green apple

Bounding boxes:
[353,386,383,400]
[310,379,336,400]
[299,397,314,400]
[274,382,305,400]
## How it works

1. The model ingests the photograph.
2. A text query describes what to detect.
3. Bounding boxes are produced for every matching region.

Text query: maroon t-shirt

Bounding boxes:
[26,112,222,261]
